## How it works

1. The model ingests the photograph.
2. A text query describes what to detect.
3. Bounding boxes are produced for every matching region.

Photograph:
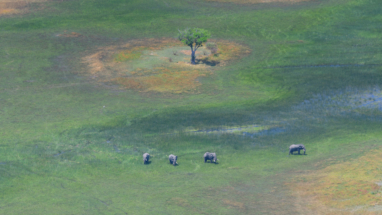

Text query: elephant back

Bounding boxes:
[203,152,210,158]
[297,144,305,149]
[169,154,177,161]
[210,153,216,159]
[289,144,298,149]
[143,153,150,163]
[143,153,149,159]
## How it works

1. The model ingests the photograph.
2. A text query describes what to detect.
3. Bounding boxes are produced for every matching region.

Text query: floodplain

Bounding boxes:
[1,0,382,214]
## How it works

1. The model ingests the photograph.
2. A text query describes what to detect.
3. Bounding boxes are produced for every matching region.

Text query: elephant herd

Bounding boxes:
[143,152,217,165]
[143,145,305,165]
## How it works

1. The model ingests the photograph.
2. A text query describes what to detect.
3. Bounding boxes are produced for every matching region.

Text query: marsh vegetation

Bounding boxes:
[1,0,382,214]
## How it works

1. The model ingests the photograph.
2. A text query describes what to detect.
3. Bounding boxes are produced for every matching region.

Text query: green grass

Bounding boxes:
[1,0,382,213]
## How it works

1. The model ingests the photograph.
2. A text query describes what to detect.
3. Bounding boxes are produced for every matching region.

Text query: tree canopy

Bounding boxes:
[177,28,211,64]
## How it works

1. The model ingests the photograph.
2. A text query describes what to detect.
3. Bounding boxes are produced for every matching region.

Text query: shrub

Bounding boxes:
[206,42,218,54]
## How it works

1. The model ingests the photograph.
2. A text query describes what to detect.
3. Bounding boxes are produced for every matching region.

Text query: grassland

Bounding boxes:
[1,0,382,214]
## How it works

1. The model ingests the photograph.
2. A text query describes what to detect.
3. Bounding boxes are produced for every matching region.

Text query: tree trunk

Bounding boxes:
[191,49,196,65]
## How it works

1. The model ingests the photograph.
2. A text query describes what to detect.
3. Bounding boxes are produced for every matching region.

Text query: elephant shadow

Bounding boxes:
[205,160,219,164]
[169,160,178,166]
[144,161,152,165]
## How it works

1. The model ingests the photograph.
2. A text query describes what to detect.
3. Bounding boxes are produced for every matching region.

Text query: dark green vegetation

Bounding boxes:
[1,0,382,214]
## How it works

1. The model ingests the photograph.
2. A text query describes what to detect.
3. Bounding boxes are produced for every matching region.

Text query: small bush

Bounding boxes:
[206,43,218,54]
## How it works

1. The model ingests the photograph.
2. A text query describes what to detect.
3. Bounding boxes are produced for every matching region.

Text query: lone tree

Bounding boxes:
[177,28,211,65]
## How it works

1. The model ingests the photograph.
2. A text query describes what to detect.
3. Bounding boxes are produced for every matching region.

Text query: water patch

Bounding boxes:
[242,127,286,138]
[292,86,382,119]
[193,125,263,134]
[186,86,382,139]
[351,88,382,111]
[190,125,286,137]
[113,145,120,153]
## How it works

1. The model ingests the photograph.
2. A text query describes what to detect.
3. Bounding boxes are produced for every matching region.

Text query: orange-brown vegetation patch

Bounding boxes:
[203,40,251,66]
[223,199,246,211]
[56,31,82,38]
[81,38,250,94]
[112,69,206,93]
[114,46,145,62]
[117,38,183,50]
[288,149,382,213]
[81,38,182,78]
[0,0,47,16]
[206,0,308,4]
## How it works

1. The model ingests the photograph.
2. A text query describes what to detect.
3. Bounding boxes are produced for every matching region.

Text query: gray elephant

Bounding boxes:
[289,144,306,155]
[204,152,217,163]
[143,153,150,164]
[168,154,178,166]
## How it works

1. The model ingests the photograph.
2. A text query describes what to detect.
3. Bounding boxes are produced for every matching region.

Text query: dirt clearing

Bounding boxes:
[81,38,250,94]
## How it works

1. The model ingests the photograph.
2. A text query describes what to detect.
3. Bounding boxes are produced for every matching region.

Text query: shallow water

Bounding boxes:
[188,86,382,138]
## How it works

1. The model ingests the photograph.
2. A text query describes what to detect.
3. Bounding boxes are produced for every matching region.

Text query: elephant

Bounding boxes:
[169,154,178,166]
[289,144,306,155]
[204,152,217,163]
[143,153,150,164]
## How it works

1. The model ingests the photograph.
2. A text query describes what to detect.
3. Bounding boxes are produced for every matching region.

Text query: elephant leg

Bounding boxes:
[204,157,207,163]
[298,149,300,154]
